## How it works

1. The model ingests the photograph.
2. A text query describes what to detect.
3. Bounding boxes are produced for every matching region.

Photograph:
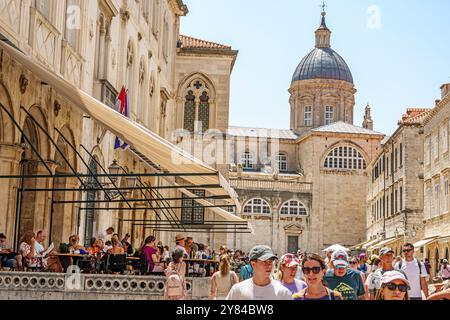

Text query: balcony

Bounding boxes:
[61,41,84,88]
[0,271,210,300]
[229,173,312,193]
[28,8,60,70]
[0,0,22,43]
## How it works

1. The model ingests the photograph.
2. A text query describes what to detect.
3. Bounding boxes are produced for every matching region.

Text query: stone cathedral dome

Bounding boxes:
[292,11,353,84]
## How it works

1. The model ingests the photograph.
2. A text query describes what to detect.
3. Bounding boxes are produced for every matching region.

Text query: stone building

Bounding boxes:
[0,0,242,251]
[0,1,393,256]
[227,11,385,255]
[364,108,430,256]
[421,83,450,275]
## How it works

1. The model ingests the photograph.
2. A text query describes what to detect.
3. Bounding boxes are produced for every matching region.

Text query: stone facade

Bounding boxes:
[0,0,240,252]
[0,1,391,260]
[366,109,430,257]
[422,84,450,275]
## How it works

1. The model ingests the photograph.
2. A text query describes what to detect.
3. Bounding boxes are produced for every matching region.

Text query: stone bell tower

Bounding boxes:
[289,8,356,135]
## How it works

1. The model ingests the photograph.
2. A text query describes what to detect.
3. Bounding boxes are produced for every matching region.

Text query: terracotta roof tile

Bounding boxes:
[398,108,432,125]
[178,35,232,50]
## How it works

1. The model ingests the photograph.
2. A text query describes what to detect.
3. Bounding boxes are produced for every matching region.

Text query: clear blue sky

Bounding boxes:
[180,0,450,136]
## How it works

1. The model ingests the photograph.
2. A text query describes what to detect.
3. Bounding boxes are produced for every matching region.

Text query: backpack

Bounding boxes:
[165,264,184,298]
[398,259,422,276]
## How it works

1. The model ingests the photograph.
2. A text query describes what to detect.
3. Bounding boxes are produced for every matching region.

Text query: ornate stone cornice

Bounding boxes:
[423,93,450,126]
[168,0,189,16]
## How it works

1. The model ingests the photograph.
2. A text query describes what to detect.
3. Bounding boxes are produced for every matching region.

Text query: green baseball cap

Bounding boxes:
[249,245,277,261]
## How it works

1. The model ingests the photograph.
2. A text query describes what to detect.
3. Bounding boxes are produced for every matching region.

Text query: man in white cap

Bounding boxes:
[226,245,293,300]
[324,249,366,300]
[367,247,400,300]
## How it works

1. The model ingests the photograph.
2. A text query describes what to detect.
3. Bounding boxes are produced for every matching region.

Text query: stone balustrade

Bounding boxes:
[0,272,211,300]
[230,178,312,193]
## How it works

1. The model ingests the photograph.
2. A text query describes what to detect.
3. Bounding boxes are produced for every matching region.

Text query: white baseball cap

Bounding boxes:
[380,271,411,289]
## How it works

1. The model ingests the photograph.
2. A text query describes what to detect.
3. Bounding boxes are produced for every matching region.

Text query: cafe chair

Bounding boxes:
[76,256,92,273]
[105,254,127,274]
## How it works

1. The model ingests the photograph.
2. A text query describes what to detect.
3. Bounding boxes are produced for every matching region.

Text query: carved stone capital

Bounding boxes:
[120,8,131,22]
[19,74,29,94]
[54,100,61,117]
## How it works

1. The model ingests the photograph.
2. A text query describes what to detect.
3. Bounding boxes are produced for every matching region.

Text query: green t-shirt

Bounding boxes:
[324,269,366,300]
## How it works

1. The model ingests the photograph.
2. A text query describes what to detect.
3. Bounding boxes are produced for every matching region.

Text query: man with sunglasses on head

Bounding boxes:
[226,245,293,300]
[394,243,429,300]
[324,249,366,300]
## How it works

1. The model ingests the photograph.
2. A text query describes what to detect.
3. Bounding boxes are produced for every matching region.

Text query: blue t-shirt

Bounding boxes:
[357,263,369,275]
[324,269,365,300]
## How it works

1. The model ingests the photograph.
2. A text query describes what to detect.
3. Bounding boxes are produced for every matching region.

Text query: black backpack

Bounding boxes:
[398,258,422,276]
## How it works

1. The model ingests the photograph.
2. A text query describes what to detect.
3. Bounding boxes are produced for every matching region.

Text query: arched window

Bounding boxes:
[276,153,288,172]
[184,90,195,133]
[243,198,271,215]
[240,152,254,170]
[198,91,210,131]
[182,79,211,134]
[280,200,308,216]
[324,145,367,170]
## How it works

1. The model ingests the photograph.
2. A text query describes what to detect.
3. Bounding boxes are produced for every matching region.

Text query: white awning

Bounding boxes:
[362,238,380,249]
[438,233,450,243]
[368,237,399,251]
[0,40,239,207]
[350,239,372,250]
[350,238,380,250]
[413,237,438,248]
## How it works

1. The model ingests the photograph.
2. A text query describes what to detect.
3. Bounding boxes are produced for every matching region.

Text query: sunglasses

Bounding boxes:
[350,261,358,265]
[402,249,413,253]
[302,267,322,275]
[385,283,408,293]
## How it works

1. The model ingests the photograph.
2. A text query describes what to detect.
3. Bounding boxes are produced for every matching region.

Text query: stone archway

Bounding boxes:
[50,126,77,247]
[0,84,20,248]
[16,106,51,246]
[0,82,15,144]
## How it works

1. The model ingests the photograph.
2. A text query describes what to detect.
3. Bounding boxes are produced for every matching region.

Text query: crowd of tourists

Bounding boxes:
[3,230,450,301]
[162,239,450,300]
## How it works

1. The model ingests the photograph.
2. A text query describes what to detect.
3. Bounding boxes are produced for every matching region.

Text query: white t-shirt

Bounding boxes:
[395,259,428,298]
[226,278,293,300]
